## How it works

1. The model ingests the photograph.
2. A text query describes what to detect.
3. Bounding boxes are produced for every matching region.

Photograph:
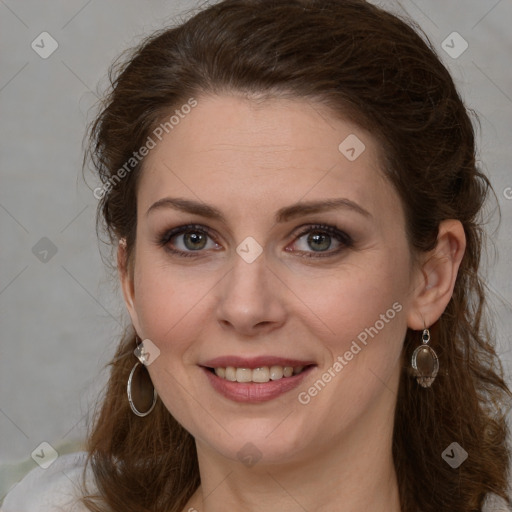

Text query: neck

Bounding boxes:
[186,393,401,512]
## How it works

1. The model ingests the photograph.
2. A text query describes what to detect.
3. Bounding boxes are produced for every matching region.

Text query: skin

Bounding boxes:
[119,94,466,512]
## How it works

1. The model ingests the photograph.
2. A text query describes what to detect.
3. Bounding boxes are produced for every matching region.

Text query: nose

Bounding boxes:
[215,251,287,337]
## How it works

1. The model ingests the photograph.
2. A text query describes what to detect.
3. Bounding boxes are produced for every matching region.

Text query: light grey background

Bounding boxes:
[1,0,511,490]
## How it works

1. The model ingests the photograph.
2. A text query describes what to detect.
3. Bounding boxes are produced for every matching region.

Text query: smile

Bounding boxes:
[200,360,316,403]
[211,365,306,383]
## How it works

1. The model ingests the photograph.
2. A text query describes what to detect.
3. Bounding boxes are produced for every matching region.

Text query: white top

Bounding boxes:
[1,451,94,512]
[2,450,511,511]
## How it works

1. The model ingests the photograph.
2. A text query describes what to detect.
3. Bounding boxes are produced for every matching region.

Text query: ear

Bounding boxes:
[407,219,466,330]
[118,239,143,335]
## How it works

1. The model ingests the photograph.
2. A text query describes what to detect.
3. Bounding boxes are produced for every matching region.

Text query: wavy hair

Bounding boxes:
[82,1,512,511]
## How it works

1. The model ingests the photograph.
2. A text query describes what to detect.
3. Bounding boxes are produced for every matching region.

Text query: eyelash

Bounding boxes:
[156,223,354,259]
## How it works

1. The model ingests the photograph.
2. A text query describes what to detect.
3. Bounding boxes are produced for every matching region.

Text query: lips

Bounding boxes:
[200,356,317,403]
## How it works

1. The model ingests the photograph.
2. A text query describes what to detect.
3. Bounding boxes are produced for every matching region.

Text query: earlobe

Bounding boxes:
[407,219,466,330]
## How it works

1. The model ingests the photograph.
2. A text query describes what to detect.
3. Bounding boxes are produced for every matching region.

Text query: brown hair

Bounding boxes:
[82,1,512,511]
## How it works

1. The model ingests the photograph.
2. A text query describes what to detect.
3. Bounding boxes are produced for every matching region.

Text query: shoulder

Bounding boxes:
[483,493,512,512]
[1,451,96,512]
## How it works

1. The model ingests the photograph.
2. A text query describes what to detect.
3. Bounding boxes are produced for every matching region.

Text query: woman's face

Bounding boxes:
[121,94,423,466]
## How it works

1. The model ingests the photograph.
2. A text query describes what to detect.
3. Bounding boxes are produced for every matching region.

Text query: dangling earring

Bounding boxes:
[411,327,439,388]
[127,337,158,417]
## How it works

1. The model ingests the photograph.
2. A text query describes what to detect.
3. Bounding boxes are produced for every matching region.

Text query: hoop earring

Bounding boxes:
[411,327,439,388]
[127,337,158,417]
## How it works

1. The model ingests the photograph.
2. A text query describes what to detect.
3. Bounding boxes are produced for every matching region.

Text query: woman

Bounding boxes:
[3,0,511,511]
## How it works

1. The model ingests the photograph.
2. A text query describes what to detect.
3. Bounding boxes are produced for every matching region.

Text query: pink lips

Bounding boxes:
[200,356,316,403]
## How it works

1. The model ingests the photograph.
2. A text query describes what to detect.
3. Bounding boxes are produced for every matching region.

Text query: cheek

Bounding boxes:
[131,247,183,341]
[306,252,409,332]
[295,264,408,428]
[304,250,410,389]
[131,249,216,359]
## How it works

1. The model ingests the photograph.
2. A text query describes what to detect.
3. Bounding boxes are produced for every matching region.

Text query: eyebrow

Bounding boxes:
[146,197,372,222]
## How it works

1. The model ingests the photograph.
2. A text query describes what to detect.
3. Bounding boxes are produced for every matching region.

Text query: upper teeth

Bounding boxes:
[214,365,305,383]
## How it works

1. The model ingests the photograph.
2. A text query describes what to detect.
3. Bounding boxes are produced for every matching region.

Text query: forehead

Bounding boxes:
[138,94,396,220]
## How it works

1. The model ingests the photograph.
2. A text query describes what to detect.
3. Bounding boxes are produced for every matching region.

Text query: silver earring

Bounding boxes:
[127,338,158,417]
[411,328,439,388]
